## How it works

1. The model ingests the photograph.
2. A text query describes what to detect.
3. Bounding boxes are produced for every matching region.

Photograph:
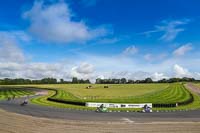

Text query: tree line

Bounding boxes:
[0,77,199,85]
[0,77,90,85]
[95,77,198,84]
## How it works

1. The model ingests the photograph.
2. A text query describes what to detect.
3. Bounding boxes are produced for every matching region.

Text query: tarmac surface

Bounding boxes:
[0,85,200,123]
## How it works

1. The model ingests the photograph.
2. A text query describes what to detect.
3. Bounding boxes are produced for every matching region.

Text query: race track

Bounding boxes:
[1,85,200,123]
[1,97,200,123]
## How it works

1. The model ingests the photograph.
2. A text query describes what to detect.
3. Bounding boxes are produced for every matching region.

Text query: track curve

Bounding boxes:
[1,85,200,122]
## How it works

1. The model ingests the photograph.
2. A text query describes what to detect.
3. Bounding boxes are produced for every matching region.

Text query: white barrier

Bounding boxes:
[85,102,152,108]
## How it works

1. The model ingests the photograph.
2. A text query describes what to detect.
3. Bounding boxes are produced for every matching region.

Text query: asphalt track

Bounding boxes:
[1,86,200,122]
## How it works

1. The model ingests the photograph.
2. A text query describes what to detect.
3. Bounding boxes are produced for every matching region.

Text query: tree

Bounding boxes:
[85,79,91,84]
[96,78,102,84]
[72,77,78,83]
[120,78,127,84]
[60,79,64,83]
[127,79,134,84]
[145,78,153,83]
[158,78,167,83]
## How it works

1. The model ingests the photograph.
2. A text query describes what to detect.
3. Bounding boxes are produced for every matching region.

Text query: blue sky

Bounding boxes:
[0,0,200,81]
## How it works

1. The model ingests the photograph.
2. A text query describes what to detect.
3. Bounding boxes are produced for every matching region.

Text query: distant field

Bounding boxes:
[26,84,169,98]
[47,83,192,104]
[0,88,34,100]
[0,83,168,98]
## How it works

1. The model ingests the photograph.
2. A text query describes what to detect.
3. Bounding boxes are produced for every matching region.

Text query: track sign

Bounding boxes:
[85,102,152,108]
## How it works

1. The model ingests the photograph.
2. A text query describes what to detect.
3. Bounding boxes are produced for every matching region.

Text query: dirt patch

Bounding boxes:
[1,109,200,133]
[35,90,48,95]
[185,83,200,95]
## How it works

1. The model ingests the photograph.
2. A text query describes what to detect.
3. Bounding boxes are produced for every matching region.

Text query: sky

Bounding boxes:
[0,0,200,81]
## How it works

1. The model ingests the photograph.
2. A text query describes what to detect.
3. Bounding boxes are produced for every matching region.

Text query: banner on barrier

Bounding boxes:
[85,102,152,108]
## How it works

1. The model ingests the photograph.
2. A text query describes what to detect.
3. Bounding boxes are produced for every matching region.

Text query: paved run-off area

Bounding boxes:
[1,108,200,133]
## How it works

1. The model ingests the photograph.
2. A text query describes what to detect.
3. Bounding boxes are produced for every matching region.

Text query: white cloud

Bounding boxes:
[70,62,95,79]
[0,62,73,80]
[173,43,192,56]
[95,71,169,81]
[151,72,169,81]
[0,31,199,81]
[173,64,191,78]
[0,31,31,42]
[172,64,200,79]
[23,1,109,43]
[194,72,200,79]
[143,19,189,41]
[0,32,25,63]
[74,62,94,74]
[122,45,138,56]
[96,71,150,80]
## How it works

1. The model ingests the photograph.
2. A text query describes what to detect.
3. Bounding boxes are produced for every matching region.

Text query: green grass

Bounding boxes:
[1,83,200,111]
[11,83,169,98]
[154,90,200,111]
[35,83,191,104]
[0,88,34,100]
[31,90,95,110]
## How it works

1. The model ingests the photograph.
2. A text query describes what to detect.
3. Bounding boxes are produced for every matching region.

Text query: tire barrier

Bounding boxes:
[153,92,194,108]
[153,104,176,108]
[47,97,85,106]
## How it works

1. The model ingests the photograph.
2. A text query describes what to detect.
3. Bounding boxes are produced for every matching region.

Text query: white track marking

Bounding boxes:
[121,117,135,123]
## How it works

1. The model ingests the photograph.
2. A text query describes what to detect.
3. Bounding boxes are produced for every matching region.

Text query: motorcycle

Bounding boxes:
[95,107,108,113]
[142,105,152,113]
[20,101,28,106]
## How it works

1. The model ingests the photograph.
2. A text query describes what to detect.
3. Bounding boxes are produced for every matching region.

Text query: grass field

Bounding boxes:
[18,83,169,98]
[0,88,34,100]
[25,83,191,104]
[1,83,200,111]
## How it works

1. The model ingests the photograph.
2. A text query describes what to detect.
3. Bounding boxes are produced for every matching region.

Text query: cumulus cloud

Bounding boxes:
[143,19,189,41]
[0,32,25,63]
[0,31,72,79]
[0,31,199,81]
[70,62,95,79]
[23,1,109,43]
[0,31,31,42]
[74,62,94,74]
[173,43,192,56]
[151,72,169,81]
[122,45,138,56]
[98,71,150,80]
[0,61,73,80]
[173,64,191,78]
[172,64,200,79]
[99,71,169,81]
